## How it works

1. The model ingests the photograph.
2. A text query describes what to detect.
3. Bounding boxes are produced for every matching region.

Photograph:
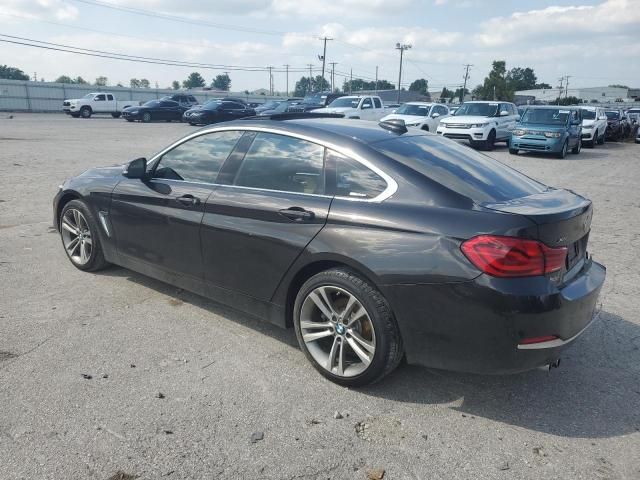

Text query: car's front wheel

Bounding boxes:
[142,112,152,123]
[60,200,109,272]
[571,138,582,154]
[293,269,404,387]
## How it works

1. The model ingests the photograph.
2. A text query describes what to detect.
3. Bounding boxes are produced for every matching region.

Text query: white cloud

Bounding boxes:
[0,0,78,21]
[475,0,640,47]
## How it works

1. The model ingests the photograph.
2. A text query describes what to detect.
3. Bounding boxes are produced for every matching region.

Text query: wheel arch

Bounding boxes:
[281,256,381,329]
[56,190,83,229]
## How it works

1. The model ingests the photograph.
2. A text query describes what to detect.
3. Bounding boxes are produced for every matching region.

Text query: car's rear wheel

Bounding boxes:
[142,112,152,123]
[293,269,404,387]
[60,200,109,272]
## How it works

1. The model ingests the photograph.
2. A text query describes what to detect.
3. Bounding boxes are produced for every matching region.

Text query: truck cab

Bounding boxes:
[314,95,387,121]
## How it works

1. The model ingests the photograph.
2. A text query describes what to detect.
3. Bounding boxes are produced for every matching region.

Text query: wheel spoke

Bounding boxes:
[72,209,81,228]
[337,338,345,376]
[326,336,340,371]
[80,241,89,263]
[341,294,358,320]
[61,219,78,235]
[83,235,92,246]
[66,237,80,255]
[345,307,367,327]
[308,289,335,320]
[302,329,334,343]
[349,330,376,354]
[346,336,373,366]
[300,320,332,330]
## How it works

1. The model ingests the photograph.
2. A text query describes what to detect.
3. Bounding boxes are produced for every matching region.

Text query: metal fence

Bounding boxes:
[0,79,289,112]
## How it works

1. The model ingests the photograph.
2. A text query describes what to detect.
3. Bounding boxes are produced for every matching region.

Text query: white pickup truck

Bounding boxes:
[314,95,387,120]
[62,92,142,118]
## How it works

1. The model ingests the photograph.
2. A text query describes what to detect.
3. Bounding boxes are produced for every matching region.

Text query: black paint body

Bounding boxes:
[53,118,605,374]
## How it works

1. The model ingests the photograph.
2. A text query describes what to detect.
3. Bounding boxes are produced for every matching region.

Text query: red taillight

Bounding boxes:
[461,235,567,278]
[519,335,559,345]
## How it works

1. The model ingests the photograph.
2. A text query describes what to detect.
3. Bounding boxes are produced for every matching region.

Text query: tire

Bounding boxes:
[293,268,404,387]
[80,106,92,119]
[571,138,581,154]
[557,140,568,159]
[126,119,134,122]
[59,199,109,272]
[111,112,121,118]
[70,113,80,118]
[598,131,605,145]
[509,148,518,155]
[484,130,496,151]
[142,112,152,123]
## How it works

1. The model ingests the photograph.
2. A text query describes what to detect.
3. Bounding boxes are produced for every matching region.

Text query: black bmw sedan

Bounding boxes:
[53,117,605,386]
[122,99,188,123]
[182,100,255,126]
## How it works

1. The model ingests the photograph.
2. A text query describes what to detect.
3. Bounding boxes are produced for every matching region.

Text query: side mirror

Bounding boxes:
[123,157,147,179]
[431,112,440,118]
[499,110,509,116]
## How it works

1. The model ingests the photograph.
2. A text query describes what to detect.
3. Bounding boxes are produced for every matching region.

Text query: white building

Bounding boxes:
[515,86,629,103]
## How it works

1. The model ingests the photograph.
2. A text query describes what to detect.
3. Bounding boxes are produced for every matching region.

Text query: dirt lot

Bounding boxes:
[1,113,639,480]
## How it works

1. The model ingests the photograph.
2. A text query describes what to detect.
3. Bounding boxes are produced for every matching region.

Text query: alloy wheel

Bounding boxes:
[61,208,93,265]
[299,285,376,378]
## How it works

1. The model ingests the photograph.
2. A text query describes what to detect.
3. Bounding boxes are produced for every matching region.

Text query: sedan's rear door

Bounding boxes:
[201,131,331,301]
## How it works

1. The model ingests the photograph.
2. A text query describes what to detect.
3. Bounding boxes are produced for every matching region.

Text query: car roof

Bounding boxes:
[462,100,505,104]
[204,117,428,145]
[406,102,434,106]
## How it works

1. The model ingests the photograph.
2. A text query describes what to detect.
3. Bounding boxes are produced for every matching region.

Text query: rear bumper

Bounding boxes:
[383,259,605,374]
[510,135,564,153]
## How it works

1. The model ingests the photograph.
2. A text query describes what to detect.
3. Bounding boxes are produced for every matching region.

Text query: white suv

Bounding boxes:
[380,102,450,132]
[436,101,519,150]
[580,106,608,147]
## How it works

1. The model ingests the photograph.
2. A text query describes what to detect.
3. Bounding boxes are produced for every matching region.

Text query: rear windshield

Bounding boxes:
[372,135,546,203]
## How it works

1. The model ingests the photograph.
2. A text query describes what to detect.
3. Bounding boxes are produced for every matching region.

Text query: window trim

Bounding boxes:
[147,126,397,202]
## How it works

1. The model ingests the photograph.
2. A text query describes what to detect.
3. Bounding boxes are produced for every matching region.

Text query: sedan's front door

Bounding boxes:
[201,131,332,301]
[109,130,244,280]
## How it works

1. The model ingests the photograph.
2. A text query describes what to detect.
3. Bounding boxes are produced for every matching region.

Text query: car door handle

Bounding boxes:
[279,207,315,222]
[176,194,201,206]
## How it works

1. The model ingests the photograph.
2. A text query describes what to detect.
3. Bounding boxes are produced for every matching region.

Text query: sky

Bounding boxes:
[1,0,639,93]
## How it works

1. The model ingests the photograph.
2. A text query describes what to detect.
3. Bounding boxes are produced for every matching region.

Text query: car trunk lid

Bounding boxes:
[481,188,593,276]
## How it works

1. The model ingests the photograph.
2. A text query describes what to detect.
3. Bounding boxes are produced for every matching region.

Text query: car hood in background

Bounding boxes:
[380,114,427,124]
[440,115,494,125]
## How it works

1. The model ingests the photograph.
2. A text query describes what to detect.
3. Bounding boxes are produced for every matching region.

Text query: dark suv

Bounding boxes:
[162,94,199,108]
[286,92,345,113]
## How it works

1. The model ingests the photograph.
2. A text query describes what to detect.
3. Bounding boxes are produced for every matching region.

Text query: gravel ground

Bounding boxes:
[1,113,639,480]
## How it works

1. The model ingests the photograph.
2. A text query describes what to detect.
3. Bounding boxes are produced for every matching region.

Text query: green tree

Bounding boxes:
[182,72,205,89]
[0,65,30,80]
[440,87,455,102]
[74,76,88,84]
[409,78,429,95]
[171,80,180,90]
[609,84,629,89]
[534,82,552,89]
[139,78,150,88]
[55,75,74,84]
[555,96,581,106]
[130,78,140,88]
[295,76,331,96]
[475,60,512,101]
[340,77,393,93]
[94,76,108,86]
[212,73,231,91]
[454,87,469,102]
[506,67,537,91]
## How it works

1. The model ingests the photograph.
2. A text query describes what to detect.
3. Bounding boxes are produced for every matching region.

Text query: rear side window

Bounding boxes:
[154,131,243,183]
[373,97,382,108]
[373,135,546,203]
[234,133,325,194]
[328,150,387,199]
[107,94,114,101]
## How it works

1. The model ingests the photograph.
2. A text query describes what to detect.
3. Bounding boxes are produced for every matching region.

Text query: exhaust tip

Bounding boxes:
[537,358,561,372]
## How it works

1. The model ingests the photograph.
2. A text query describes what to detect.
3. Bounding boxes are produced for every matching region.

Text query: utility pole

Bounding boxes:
[564,75,571,100]
[557,76,565,104]
[283,64,290,96]
[461,64,472,103]
[395,43,412,103]
[375,66,378,94]
[319,37,332,92]
[350,69,353,95]
[267,66,273,96]
[329,62,337,92]
[493,85,496,101]
[307,64,314,94]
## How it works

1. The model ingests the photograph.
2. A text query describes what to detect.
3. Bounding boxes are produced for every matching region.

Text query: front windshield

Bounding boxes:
[581,110,596,120]
[396,104,430,116]
[454,103,498,117]
[521,108,569,125]
[329,97,359,108]
[605,111,620,120]
[83,94,94,99]
[143,100,161,107]
[302,94,328,105]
